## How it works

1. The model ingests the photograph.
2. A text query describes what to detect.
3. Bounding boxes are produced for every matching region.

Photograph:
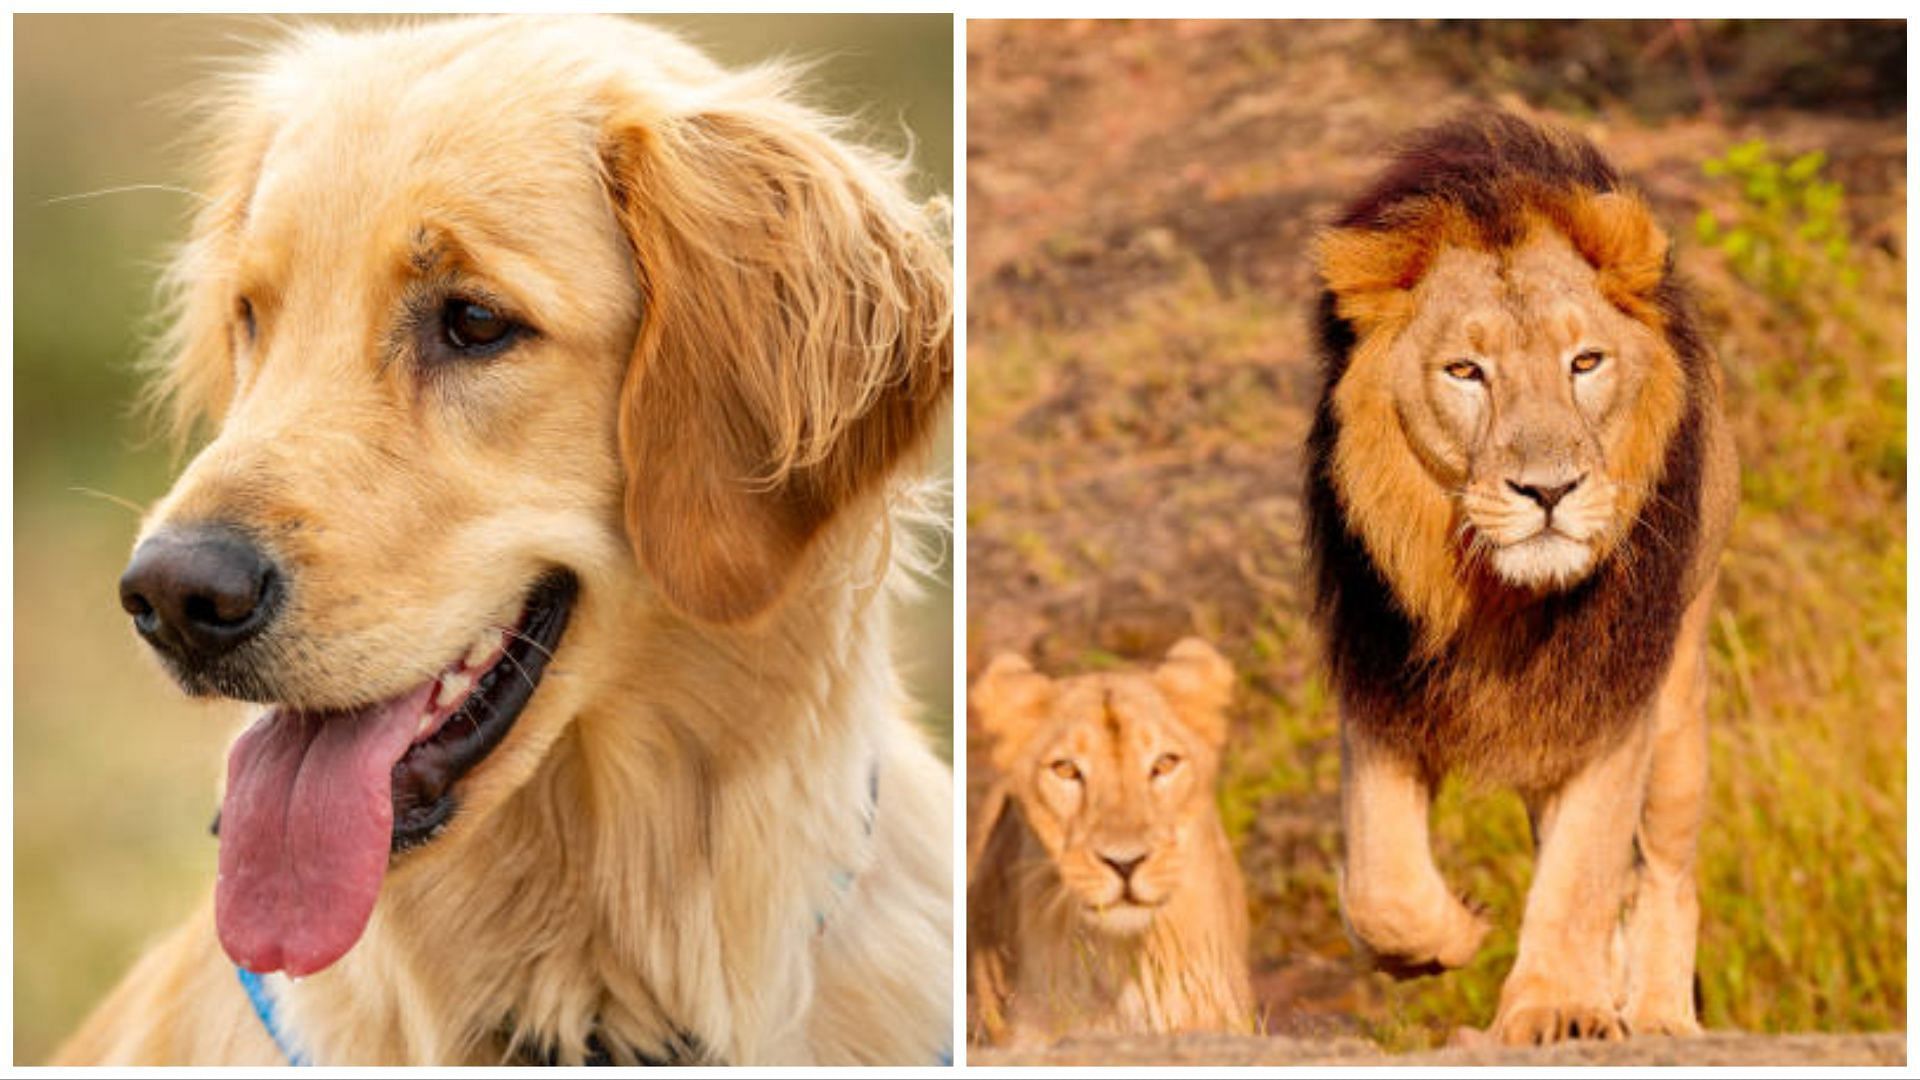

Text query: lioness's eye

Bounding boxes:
[440,298,522,356]
[1571,349,1606,375]
[1150,753,1182,779]
[1048,759,1082,782]
[1443,359,1484,382]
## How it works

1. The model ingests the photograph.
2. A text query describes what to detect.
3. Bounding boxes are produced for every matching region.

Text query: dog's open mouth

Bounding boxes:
[214,570,577,977]
[389,571,578,850]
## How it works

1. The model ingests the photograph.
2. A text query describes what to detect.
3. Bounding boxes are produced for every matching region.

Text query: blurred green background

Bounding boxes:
[14,14,953,1063]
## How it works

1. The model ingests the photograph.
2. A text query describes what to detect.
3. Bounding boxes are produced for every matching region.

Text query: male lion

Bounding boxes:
[1307,114,1737,1044]
[967,640,1254,1046]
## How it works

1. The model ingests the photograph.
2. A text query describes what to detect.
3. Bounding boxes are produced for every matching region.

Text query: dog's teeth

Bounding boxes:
[464,631,504,669]
[415,712,436,739]
[436,670,474,707]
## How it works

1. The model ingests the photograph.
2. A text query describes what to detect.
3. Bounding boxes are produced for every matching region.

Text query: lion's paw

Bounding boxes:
[1490,1001,1628,1046]
[1344,887,1490,978]
[1623,1007,1700,1038]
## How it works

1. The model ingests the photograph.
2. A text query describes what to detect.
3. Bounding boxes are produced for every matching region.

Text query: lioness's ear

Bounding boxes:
[972,654,1053,770]
[1153,637,1235,748]
[601,87,952,624]
[1564,190,1669,318]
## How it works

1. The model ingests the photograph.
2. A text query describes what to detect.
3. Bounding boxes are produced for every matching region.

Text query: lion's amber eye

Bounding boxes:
[1150,753,1182,779]
[1048,759,1082,782]
[1571,349,1606,375]
[1443,359,1484,382]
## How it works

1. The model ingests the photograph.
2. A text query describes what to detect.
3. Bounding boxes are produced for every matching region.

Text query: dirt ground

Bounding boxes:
[969,1031,1907,1067]
[964,18,1905,1054]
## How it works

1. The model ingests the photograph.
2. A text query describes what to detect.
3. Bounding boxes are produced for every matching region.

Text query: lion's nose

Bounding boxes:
[120,525,282,667]
[1099,851,1147,883]
[1507,475,1582,512]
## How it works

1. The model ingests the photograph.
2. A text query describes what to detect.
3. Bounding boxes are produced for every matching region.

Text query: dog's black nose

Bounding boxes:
[120,526,281,665]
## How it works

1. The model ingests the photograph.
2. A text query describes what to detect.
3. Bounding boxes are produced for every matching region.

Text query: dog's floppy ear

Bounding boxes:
[601,85,953,625]
[1153,637,1235,748]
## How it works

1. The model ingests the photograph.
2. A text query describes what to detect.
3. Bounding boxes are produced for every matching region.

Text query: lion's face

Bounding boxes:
[1383,232,1675,589]
[973,640,1233,937]
[1318,190,1688,634]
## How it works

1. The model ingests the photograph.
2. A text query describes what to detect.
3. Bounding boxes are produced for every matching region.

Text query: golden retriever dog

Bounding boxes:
[54,15,953,1066]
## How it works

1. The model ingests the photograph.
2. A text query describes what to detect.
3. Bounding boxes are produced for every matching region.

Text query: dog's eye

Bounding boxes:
[1443,359,1484,382]
[1571,349,1607,375]
[1048,759,1082,782]
[1150,753,1182,779]
[236,297,256,343]
[440,299,520,355]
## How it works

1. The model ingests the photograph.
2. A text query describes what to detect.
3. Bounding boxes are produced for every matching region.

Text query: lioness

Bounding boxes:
[1307,114,1737,1044]
[967,640,1254,1046]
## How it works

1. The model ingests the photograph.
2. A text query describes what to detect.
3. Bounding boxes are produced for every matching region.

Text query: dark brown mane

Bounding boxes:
[1335,111,1621,243]
[1305,113,1713,790]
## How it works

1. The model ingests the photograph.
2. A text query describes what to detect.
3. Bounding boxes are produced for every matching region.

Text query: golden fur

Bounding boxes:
[1307,115,1737,1044]
[56,15,951,1065]
[967,641,1253,1046]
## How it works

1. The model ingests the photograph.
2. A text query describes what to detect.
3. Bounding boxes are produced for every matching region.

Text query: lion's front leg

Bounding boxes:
[1491,721,1653,1045]
[1621,585,1714,1037]
[1338,723,1489,976]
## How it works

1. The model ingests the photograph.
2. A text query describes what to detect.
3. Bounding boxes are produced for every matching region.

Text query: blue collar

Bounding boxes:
[241,963,945,1066]
[235,967,310,1066]
[237,965,705,1066]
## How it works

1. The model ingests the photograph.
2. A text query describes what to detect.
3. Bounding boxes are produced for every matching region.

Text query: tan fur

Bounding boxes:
[56,15,951,1065]
[1316,154,1738,1043]
[967,641,1254,1047]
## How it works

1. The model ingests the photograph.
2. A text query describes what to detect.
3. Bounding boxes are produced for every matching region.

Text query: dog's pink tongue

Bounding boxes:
[216,684,433,977]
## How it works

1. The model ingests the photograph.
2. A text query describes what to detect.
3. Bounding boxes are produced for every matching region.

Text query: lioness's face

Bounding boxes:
[1387,231,1676,590]
[1011,674,1222,936]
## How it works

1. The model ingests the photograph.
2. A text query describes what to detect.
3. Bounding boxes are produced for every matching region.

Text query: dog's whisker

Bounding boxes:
[498,649,542,695]
[42,183,210,206]
[493,625,557,663]
[69,486,150,517]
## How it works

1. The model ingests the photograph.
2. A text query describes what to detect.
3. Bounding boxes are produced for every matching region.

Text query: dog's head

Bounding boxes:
[118,16,949,977]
